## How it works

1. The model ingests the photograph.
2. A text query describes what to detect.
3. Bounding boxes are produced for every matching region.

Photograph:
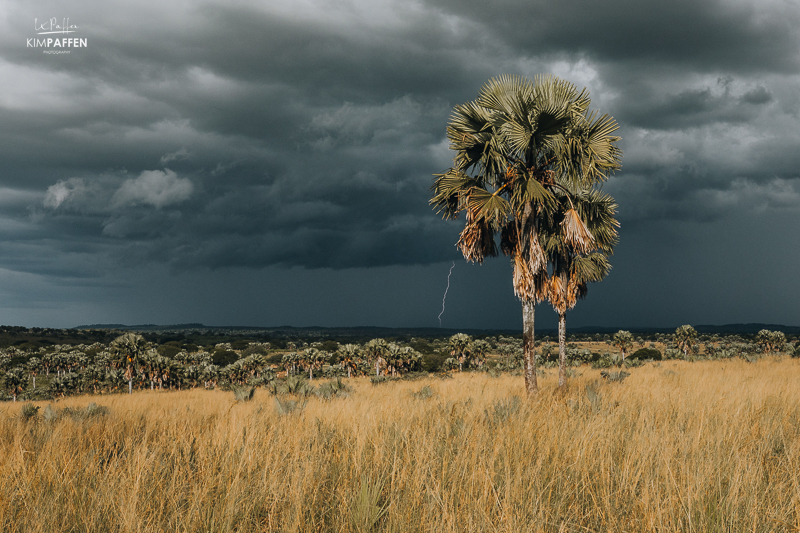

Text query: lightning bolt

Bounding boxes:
[438,261,455,327]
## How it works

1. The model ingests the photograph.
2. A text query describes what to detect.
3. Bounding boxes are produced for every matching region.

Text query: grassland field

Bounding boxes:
[1,356,800,532]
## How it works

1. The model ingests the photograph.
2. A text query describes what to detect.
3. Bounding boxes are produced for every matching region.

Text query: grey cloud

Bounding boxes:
[160,147,191,164]
[428,0,800,74]
[742,86,773,105]
[1,0,800,328]
[111,169,193,208]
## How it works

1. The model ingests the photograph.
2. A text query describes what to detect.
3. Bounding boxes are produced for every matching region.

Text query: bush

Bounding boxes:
[212,350,238,366]
[600,370,631,382]
[232,385,256,402]
[319,340,339,353]
[421,353,448,372]
[316,378,351,400]
[44,402,110,422]
[441,358,460,371]
[630,348,661,361]
[409,385,433,400]
[322,364,346,378]
[274,396,307,415]
[265,352,284,365]
[274,376,315,397]
[20,403,40,421]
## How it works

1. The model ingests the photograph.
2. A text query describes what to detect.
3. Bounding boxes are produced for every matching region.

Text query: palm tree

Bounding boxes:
[770,331,787,353]
[110,332,148,394]
[337,344,361,378]
[613,330,634,362]
[431,75,621,395]
[448,333,472,372]
[26,357,41,389]
[301,348,329,380]
[40,353,53,376]
[674,325,698,358]
[365,339,388,376]
[469,340,490,368]
[282,352,299,376]
[3,368,28,402]
[756,329,786,353]
[201,364,220,389]
[543,187,618,388]
[399,346,423,373]
[81,364,105,394]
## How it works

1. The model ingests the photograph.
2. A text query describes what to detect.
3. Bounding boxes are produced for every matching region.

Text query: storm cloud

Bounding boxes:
[0,0,798,328]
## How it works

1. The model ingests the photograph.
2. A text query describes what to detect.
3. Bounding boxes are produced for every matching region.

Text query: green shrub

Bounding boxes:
[316,378,351,400]
[212,350,238,366]
[265,352,284,365]
[630,347,661,360]
[421,353,448,372]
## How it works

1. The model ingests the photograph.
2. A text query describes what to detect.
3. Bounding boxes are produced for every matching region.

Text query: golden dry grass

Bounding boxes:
[1,358,800,532]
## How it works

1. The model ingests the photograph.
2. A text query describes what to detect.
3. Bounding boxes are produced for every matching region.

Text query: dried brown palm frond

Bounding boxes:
[561,208,594,254]
[512,254,536,301]
[457,219,496,263]
[547,274,567,314]
[513,254,549,303]
[565,276,584,310]
[527,231,546,274]
[499,223,518,256]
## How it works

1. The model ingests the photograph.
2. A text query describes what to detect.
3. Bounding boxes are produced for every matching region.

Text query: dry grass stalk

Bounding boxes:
[1,358,799,532]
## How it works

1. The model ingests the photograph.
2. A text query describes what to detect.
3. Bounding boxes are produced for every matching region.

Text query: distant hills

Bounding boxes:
[74,323,521,338]
[74,322,800,337]
[569,323,800,335]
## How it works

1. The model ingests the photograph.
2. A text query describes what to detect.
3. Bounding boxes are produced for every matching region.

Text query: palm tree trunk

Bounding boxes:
[128,379,132,395]
[558,312,567,388]
[522,299,538,395]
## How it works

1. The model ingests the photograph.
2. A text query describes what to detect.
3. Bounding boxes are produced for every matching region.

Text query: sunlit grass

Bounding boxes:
[1,358,799,532]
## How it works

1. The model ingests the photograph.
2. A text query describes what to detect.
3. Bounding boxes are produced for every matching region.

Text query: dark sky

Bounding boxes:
[1,0,799,330]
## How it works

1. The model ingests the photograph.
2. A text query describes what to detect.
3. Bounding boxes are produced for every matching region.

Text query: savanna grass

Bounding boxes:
[1,358,799,532]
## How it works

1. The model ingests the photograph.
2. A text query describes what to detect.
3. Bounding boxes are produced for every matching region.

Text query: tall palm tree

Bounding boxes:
[3,367,27,402]
[613,330,634,362]
[674,325,698,358]
[448,333,473,371]
[431,74,621,395]
[282,352,299,376]
[26,357,41,389]
[110,332,148,394]
[365,339,388,377]
[543,187,618,388]
[337,344,361,378]
[399,346,423,373]
[301,348,329,380]
[470,339,490,368]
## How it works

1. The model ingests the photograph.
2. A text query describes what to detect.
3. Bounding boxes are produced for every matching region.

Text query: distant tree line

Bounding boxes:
[1,326,797,402]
